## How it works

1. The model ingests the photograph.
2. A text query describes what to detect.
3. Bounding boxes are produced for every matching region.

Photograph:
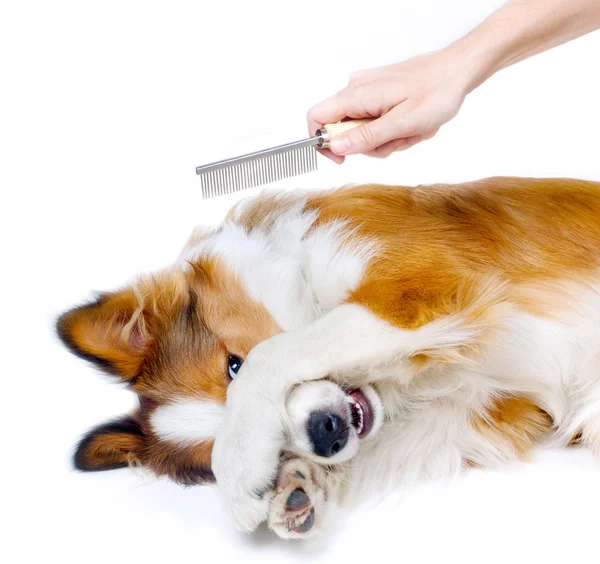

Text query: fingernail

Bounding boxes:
[330,137,352,154]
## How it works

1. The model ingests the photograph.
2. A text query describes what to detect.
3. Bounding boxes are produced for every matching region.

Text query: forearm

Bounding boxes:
[449,0,600,93]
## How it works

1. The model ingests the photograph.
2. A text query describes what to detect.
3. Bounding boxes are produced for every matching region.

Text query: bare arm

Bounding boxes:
[308,0,600,161]
[459,0,600,90]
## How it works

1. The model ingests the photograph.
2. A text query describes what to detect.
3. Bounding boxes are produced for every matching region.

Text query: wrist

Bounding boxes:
[444,31,506,95]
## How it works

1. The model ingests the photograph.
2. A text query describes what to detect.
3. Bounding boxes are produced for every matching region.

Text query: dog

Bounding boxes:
[58,177,600,539]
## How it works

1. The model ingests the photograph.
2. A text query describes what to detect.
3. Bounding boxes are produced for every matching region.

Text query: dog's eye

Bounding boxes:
[227,355,243,379]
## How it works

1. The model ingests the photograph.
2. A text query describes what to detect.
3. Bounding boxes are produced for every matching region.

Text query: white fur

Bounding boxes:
[212,302,491,530]
[303,221,376,313]
[178,196,374,330]
[151,398,225,444]
[285,381,345,457]
[174,189,600,536]
[213,283,600,532]
[283,283,600,507]
[284,381,384,464]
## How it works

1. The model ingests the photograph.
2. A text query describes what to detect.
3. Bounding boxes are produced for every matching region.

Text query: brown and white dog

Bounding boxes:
[58,177,600,539]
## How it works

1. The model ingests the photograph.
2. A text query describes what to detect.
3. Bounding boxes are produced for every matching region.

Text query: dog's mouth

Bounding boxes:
[345,388,375,438]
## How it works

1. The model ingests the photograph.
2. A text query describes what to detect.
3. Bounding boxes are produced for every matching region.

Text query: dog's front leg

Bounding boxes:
[212,302,471,531]
[212,304,413,531]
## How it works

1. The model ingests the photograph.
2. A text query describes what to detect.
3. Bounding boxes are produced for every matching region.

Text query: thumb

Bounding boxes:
[329,105,417,155]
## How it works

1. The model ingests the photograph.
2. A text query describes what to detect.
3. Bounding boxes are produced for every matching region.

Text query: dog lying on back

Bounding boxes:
[58,177,600,539]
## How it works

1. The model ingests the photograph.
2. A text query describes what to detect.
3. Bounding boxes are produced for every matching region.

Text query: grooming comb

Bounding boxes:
[195,118,373,198]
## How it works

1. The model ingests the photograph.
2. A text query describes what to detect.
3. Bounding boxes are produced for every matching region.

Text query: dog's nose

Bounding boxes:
[307,412,348,458]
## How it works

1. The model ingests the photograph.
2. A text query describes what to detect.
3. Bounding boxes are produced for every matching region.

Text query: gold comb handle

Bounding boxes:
[317,118,375,149]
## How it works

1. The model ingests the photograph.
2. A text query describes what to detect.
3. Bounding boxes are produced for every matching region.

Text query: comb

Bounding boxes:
[195,118,373,198]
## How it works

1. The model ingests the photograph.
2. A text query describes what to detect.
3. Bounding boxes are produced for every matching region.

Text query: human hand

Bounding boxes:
[307,48,476,163]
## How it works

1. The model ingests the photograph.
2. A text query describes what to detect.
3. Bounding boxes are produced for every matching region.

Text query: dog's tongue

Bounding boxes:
[346,388,375,438]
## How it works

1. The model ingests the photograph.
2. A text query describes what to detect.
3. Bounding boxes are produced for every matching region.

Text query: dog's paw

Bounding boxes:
[267,458,326,540]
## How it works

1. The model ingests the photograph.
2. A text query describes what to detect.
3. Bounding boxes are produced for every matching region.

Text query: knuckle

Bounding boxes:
[370,138,405,158]
[357,125,376,149]
[423,127,439,140]
[306,105,319,122]
[372,150,391,159]
[388,138,407,153]
[398,138,420,152]
[348,70,366,84]
[372,148,393,159]
[345,82,362,98]
[399,119,419,138]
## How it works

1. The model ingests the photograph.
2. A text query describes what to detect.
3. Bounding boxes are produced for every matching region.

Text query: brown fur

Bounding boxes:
[227,192,303,233]
[58,258,280,483]
[74,414,146,471]
[307,177,600,329]
[59,177,600,484]
[472,395,553,458]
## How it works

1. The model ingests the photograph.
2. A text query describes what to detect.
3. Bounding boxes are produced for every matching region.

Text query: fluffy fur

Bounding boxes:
[58,177,600,539]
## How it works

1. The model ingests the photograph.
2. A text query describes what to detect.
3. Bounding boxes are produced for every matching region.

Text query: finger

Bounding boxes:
[307,82,389,137]
[316,147,345,165]
[363,136,423,158]
[329,103,419,155]
[364,128,439,158]
[307,92,350,137]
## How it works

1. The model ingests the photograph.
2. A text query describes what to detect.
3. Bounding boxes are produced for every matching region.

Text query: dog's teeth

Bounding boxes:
[356,404,364,433]
[348,395,366,433]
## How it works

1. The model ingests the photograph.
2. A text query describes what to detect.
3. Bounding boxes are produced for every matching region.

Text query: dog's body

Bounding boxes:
[58,177,600,539]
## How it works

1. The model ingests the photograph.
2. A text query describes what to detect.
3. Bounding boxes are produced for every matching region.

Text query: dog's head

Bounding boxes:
[57,259,283,484]
[58,257,384,484]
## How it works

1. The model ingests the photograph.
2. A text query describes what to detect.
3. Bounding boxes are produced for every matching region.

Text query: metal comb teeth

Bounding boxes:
[196,136,320,199]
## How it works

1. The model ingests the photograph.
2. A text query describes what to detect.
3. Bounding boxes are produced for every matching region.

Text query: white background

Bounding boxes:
[2,0,600,562]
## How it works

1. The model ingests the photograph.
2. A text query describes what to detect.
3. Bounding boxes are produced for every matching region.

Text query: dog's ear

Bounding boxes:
[56,288,153,382]
[74,415,146,471]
